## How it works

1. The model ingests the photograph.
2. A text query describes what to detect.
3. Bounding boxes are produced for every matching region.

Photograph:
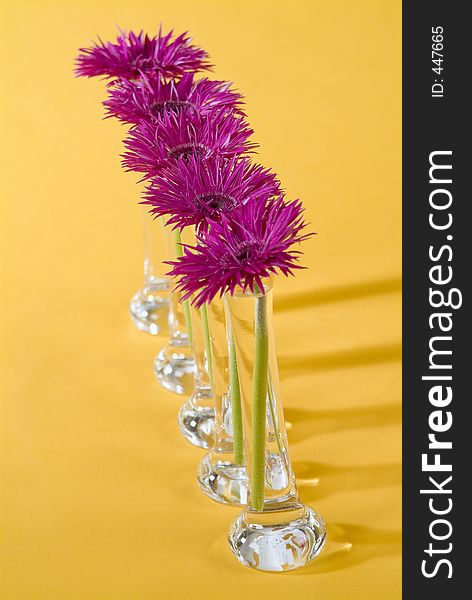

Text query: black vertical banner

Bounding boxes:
[403,2,468,597]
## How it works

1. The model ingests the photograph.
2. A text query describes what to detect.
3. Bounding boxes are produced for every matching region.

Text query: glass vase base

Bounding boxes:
[228,504,326,572]
[154,346,195,396]
[197,452,248,506]
[129,283,169,336]
[178,395,215,449]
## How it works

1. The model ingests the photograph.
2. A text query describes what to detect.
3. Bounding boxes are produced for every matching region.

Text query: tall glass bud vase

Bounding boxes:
[130,208,170,335]
[226,280,326,572]
[197,299,248,505]
[153,229,195,395]
[177,300,215,448]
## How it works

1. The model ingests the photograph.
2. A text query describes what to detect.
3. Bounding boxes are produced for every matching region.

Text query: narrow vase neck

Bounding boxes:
[141,207,168,284]
[206,300,234,451]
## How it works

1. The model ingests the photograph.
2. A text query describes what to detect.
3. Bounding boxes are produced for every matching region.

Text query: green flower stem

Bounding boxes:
[252,293,269,512]
[229,327,244,465]
[172,229,193,347]
[200,304,214,390]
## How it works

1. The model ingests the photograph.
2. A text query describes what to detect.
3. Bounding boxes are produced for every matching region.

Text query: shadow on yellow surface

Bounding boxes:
[275,277,402,312]
[279,343,401,376]
[296,460,401,502]
[285,402,401,440]
[288,522,401,576]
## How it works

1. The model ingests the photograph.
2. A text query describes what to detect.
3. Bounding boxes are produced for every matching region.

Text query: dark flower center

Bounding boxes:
[221,240,261,268]
[220,240,260,270]
[151,100,197,116]
[193,193,238,216]
[167,143,208,160]
[235,241,255,262]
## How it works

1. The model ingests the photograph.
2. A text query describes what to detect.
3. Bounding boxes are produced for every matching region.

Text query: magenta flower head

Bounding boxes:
[75,28,211,81]
[167,196,313,307]
[103,73,244,125]
[122,110,256,178]
[143,156,281,231]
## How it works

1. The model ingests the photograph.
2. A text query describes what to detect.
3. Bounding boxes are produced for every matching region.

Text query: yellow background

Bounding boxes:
[0,1,401,598]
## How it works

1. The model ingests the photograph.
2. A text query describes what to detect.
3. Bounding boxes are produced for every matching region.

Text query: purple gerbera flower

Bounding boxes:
[103,73,244,125]
[75,28,211,81]
[122,110,256,178]
[167,196,313,306]
[143,156,281,231]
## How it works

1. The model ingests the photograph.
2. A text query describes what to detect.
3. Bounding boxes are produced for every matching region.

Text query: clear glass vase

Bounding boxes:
[129,208,170,335]
[177,300,215,448]
[153,229,195,395]
[225,280,326,572]
[197,299,248,505]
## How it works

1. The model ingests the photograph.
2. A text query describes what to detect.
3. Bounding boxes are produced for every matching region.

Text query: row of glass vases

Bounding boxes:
[130,215,326,572]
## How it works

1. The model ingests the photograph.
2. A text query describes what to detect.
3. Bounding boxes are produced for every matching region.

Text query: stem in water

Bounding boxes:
[200,304,214,390]
[251,292,269,511]
[229,326,244,465]
[172,229,193,347]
